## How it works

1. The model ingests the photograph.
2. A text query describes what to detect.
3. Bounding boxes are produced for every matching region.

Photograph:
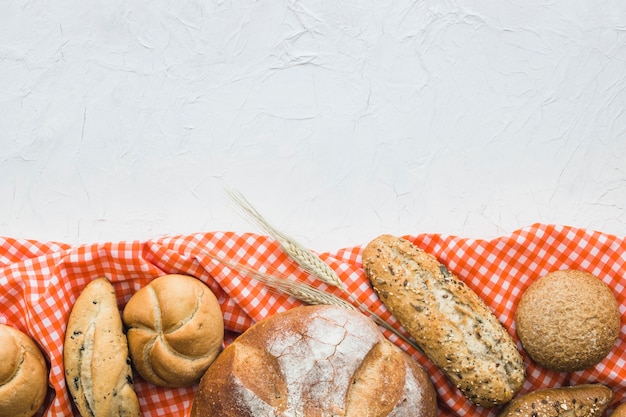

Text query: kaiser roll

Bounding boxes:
[122,274,224,387]
[191,304,438,417]
[515,269,620,372]
[0,324,48,417]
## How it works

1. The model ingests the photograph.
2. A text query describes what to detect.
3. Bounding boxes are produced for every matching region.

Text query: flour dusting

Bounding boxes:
[265,307,381,415]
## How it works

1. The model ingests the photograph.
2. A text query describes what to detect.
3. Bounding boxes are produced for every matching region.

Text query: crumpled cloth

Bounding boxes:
[1,223,625,416]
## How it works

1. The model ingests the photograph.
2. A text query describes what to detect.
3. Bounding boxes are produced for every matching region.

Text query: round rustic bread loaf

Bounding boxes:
[122,274,224,387]
[0,324,49,417]
[191,304,438,417]
[515,269,620,372]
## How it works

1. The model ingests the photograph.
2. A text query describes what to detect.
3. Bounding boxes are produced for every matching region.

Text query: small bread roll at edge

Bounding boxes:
[610,402,626,417]
[497,384,614,417]
[0,324,48,417]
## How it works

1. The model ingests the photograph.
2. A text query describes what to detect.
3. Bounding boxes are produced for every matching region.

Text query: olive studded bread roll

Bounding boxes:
[362,234,525,407]
[0,324,49,417]
[64,277,140,417]
[497,384,614,417]
[122,274,224,387]
[191,304,438,417]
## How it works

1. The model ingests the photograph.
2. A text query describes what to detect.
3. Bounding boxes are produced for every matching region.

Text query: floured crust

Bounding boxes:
[64,277,140,417]
[191,305,438,417]
[362,234,525,407]
[0,324,48,417]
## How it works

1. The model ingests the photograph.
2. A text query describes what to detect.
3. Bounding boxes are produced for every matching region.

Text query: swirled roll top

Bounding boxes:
[0,324,48,417]
[122,274,224,387]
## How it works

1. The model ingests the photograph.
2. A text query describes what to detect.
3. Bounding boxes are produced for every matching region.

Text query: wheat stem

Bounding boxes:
[201,250,422,353]
[227,189,344,289]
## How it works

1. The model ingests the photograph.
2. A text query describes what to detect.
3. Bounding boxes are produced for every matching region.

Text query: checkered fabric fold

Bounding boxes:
[1,223,624,416]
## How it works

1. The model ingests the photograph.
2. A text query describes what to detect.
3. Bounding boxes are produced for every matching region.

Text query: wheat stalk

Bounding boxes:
[202,249,422,353]
[202,249,356,310]
[227,189,344,289]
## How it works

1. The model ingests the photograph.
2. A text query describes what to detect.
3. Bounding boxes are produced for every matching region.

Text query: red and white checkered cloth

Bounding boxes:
[1,223,625,416]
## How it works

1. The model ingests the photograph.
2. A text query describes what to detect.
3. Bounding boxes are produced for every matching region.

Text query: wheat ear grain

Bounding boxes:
[202,250,355,310]
[202,250,422,353]
[227,189,344,289]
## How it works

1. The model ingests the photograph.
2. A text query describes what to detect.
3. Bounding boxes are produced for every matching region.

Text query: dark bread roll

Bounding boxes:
[515,269,620,372]
[191,304,438,417]
[0,324,48,417]
[362,234,525,407]
[122,274,224,387]
[497,384,614,417]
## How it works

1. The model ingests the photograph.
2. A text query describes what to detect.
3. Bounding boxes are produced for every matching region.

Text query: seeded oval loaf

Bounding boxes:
[64,277,140,417]
[0,324,48,417]
[515,269,620,372]
[122,274,224,387]
[497,384,614,417]
[191,304,438,417]
[362,234,525,407]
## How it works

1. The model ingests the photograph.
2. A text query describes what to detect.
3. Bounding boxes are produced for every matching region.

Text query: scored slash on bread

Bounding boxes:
[190,304,438,417]
[63,277,140,417]
[0,324,49,417]
[362,234,525,407]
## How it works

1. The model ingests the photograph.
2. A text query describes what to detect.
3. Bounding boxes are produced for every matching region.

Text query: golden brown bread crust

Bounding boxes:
[515,269,620,372]
[497,384,614,417]
[64,277,140,417]
[122,274,224,387]
[362,234,525,407]
[0,324,48,417]
[191,304,438,417]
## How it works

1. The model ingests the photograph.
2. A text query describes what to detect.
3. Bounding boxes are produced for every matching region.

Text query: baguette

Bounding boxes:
[362,234,525,407]
[497,384,614,417]
[64,277,140,417]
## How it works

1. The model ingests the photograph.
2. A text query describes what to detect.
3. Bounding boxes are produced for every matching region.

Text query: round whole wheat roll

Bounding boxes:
[191,304,438,417]
[0,324,49,417]
[123,274,224,387]
[515,269,620,372]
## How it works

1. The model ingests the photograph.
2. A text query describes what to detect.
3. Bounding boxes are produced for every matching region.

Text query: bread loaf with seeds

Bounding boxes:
[362,234,525,407]
[497,384,614,417]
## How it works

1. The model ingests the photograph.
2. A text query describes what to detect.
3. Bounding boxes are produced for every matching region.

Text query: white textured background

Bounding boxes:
[1,1,625,252]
